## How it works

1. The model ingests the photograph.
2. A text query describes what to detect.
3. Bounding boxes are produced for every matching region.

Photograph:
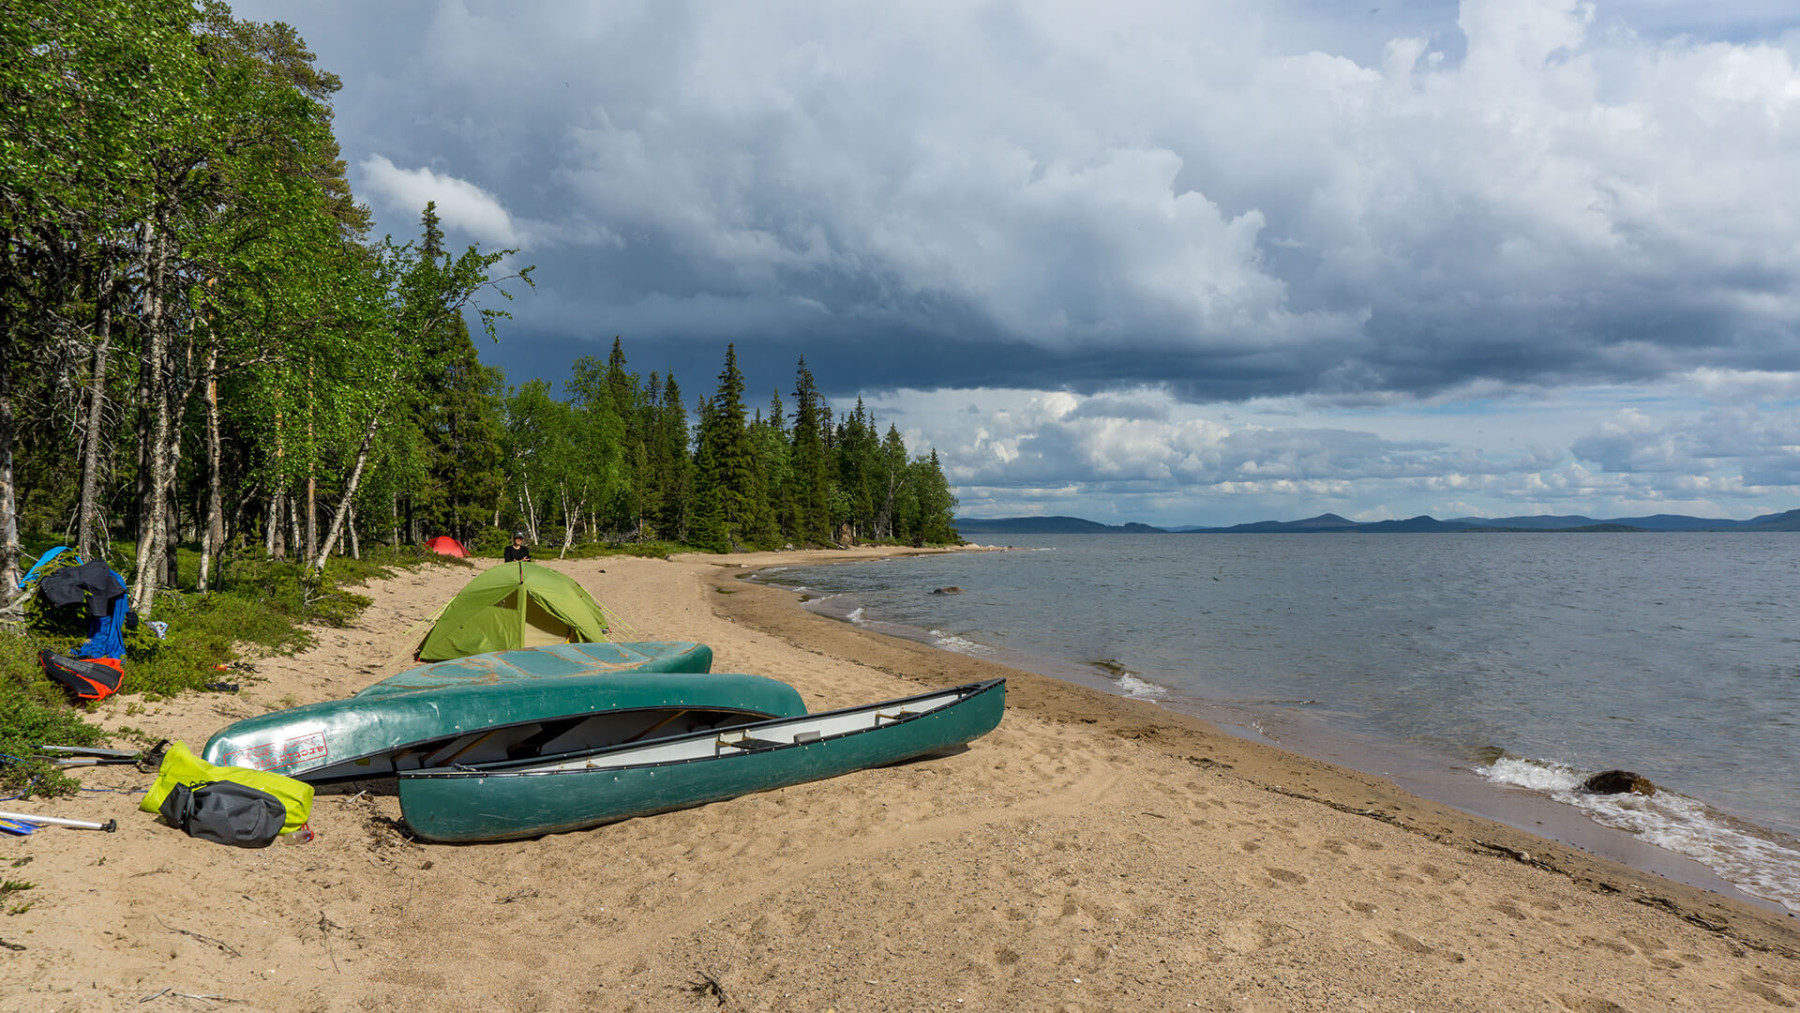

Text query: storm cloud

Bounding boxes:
[231,0,1800,523]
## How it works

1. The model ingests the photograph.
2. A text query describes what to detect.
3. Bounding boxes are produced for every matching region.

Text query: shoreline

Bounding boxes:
[2,547,1795,1012]
[705,549,1800,953]
[751,545,1800,919]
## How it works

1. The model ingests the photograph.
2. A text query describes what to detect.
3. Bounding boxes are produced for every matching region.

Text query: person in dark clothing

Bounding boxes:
[503,531,533,562]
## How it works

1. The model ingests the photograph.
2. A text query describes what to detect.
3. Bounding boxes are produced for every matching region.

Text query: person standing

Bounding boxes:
[504,531,533,562]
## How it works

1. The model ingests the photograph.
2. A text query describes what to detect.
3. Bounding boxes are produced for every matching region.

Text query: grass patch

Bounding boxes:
[0,879,33,915]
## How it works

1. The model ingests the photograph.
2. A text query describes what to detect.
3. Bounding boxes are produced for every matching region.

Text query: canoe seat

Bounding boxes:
[716,733,786,751]
[874,709,915,724]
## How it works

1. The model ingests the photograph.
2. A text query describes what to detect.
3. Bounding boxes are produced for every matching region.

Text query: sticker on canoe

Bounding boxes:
[219,731,328,773]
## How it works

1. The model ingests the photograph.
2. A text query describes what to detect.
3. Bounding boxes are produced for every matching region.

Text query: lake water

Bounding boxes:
[754,533,1800,913]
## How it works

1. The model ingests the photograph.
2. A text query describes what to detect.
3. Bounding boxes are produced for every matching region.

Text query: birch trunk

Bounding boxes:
[0,357,18,594]
[131,221,173,615]
[559,485,580,559]
[267,488,283,558]
[312,412,382,571]
[76,287,113,559]
[305,359,317,562]
[196,348,222,591]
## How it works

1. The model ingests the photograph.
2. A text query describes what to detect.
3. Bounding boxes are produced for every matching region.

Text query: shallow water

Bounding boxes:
[757,532,1800,912]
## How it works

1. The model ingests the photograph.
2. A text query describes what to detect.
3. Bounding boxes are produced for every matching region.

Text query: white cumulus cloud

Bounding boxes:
[359,155,526,248]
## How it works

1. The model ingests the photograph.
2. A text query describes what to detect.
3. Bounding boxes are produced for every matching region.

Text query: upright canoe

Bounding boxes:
[397,679,1006,842]
[201,642,812,784]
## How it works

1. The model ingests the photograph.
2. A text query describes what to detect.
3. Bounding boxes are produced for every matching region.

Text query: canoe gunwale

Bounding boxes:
[284,704,795,784]
[401,678,1006,782]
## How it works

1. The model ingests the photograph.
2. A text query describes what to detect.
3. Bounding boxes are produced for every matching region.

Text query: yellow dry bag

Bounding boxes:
[139,740,313,834]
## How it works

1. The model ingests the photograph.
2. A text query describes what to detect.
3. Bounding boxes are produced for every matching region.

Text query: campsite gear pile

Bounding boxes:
[18,548,132,700]
[9,559,1005,849]
[140,742,313,848]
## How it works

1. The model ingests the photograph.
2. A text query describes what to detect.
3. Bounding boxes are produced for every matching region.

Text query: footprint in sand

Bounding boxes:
[1554,995,1631,1013]
[1381,929,1466,964]
[1220,917,1297,954]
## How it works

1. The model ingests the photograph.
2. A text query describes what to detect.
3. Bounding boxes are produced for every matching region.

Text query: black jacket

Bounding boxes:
[38,560,126,618]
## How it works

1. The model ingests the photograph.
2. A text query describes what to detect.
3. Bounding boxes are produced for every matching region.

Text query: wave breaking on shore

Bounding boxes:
[1480,756,1800,912]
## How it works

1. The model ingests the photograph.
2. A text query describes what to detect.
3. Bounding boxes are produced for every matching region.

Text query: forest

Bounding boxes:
[0,0,960,622]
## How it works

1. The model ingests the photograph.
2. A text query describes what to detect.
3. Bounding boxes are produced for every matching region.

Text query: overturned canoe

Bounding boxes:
[359,640,712,697]
[397,679,1006,843]
[200,642,810,784]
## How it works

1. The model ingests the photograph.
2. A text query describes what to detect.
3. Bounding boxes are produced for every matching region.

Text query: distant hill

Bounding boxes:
[962,509,1800,535]
[1449,514,1593,530]
[1741,508,1800,531]
[954,516,1166,534]
[1186,513,1359,534]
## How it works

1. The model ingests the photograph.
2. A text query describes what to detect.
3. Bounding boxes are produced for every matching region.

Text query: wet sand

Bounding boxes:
[1,548,1796,1012]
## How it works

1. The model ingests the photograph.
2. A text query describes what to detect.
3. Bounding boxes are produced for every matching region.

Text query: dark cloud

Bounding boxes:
[220,0,1800,523]
[230,0,1800,406]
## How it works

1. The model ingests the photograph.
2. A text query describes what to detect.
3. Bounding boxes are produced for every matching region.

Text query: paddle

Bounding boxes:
[0,811,117,832]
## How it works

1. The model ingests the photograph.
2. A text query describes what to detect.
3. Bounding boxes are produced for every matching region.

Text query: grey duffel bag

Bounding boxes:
[158,780,286,848]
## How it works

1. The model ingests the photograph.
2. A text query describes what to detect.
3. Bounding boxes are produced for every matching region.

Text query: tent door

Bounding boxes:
[519,587,572,647]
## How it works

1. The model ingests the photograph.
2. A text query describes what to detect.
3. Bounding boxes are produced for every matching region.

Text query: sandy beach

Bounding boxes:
[2,548,1796,1012]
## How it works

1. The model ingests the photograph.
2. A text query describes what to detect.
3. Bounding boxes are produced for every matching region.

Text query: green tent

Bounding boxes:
[417,562,610,661]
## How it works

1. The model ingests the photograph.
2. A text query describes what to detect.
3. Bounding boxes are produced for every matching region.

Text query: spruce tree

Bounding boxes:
[789,358,832,545]
[657,374,692,541]
[695,345,756,548]
[913,450,959,545]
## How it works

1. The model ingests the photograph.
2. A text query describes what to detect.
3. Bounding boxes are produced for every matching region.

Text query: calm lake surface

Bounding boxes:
[756,533,1800,912]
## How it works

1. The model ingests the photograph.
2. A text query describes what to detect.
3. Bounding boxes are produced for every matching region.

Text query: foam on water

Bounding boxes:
[929,630,993,655]
[1481,757,1800,912]
[846,607,866,624]
[1116,672,1168,700]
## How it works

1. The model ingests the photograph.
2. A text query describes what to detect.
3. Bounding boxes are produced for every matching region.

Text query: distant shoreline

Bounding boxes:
[957,508,1800,535]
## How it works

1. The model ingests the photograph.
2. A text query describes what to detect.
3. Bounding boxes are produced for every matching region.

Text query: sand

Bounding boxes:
[1,548,1796,1012]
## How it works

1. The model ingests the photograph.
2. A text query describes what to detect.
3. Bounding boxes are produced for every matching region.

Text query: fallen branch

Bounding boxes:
[685,968,727,1007]
[155,916,241,957]
[318,911,341,974]
[139,988,242,1005]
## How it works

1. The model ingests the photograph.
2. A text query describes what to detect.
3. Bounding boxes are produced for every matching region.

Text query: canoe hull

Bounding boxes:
[397,679,1006,842]
[198,643,812,784]
[356,641,713,698]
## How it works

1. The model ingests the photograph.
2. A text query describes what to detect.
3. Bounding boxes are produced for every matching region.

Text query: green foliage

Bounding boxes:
[0,639,105,797]
[2,3,957,629]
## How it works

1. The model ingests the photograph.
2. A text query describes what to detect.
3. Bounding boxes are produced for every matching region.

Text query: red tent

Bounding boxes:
[424,536,468,558]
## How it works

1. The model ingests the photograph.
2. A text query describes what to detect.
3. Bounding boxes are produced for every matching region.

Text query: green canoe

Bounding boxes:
[201,642,808,784]
[397,679,1006,843]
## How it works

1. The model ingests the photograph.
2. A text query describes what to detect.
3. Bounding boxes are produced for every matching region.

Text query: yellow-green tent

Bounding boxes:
[417,562,609,661]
